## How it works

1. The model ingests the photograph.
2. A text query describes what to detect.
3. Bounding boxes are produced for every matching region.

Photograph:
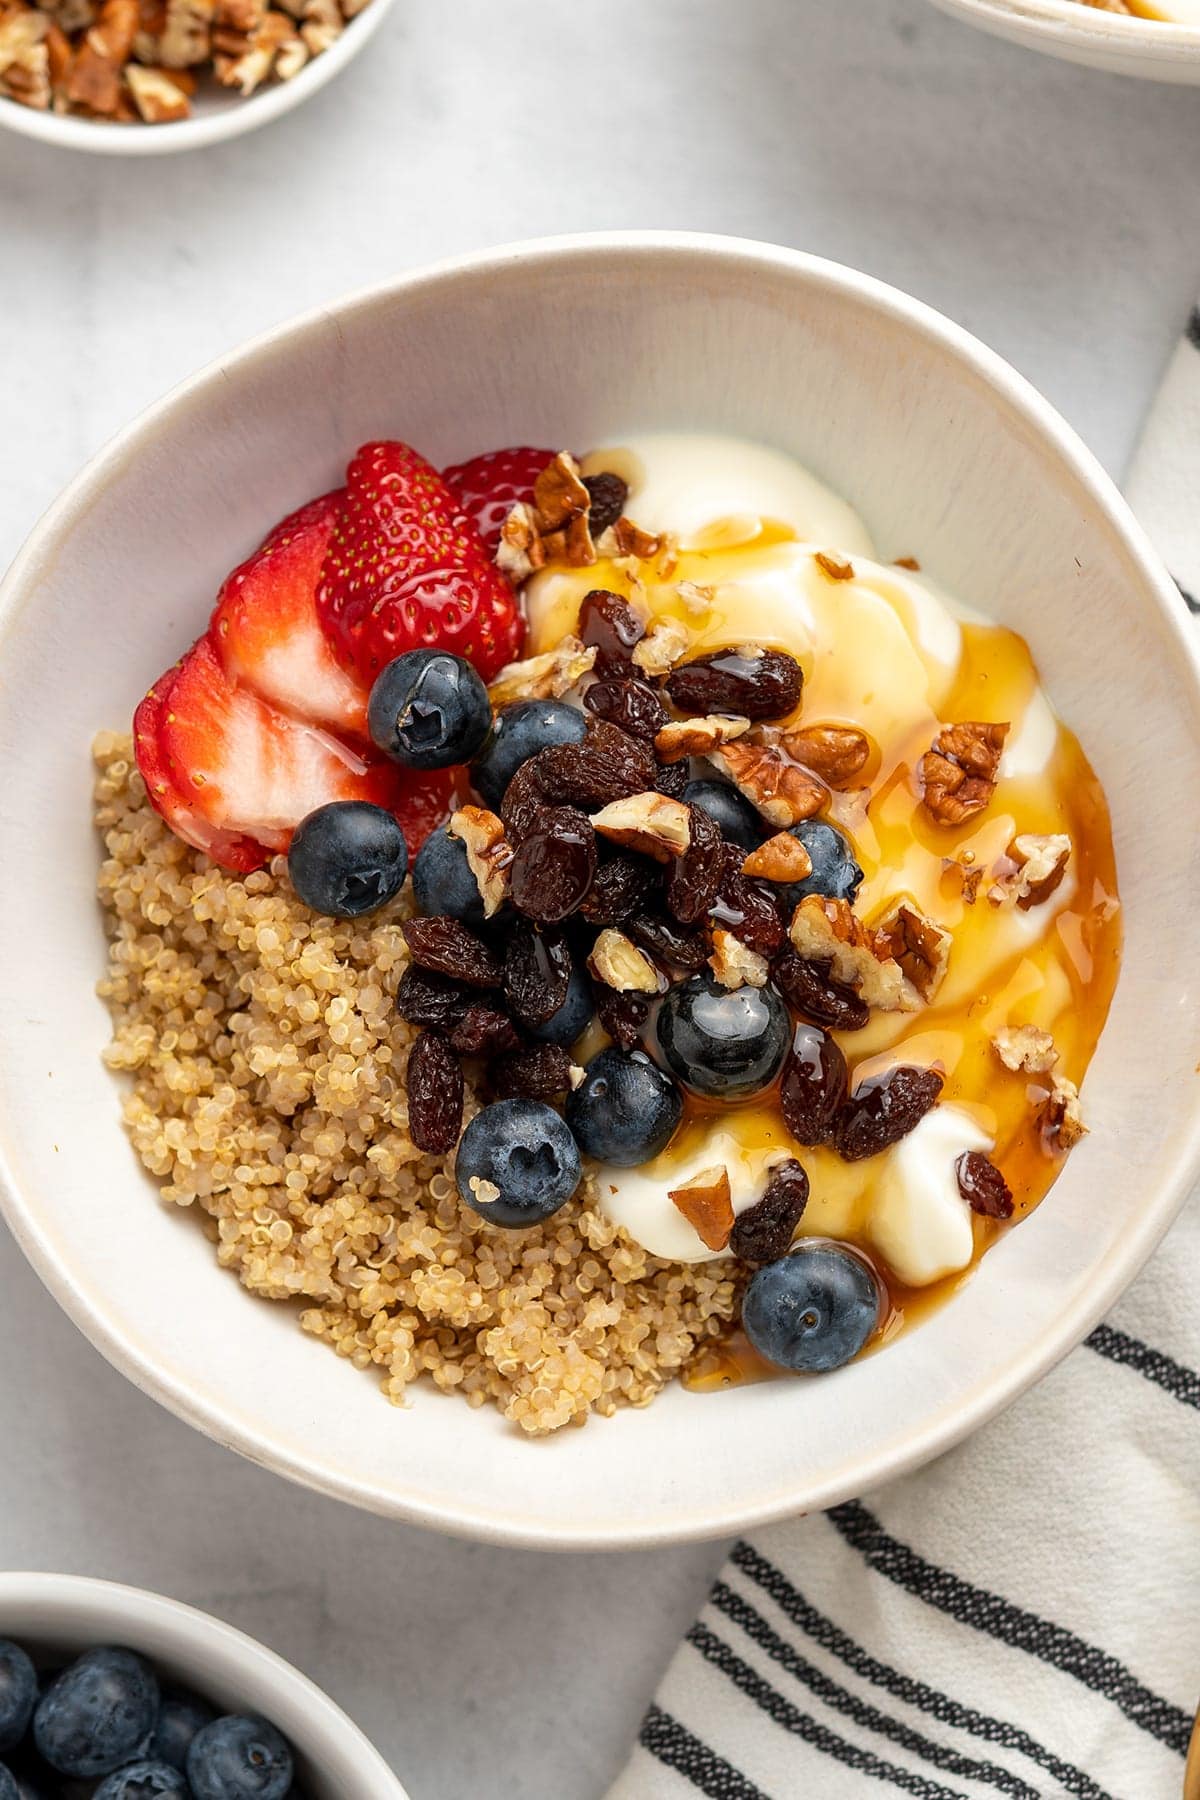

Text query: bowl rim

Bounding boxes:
[930,0,1200,54]
[0,1570,409,1794]
[0,0,397,157]
[3,230,1200,1549]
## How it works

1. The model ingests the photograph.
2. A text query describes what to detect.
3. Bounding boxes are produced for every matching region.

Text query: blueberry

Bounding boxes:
[781,819,863,908]
[527,960,593,1046]
[682,778,763,851]
[0,1764,19,1800]
[656,974,790,1099]
[742,1242,881,1373]
[0,1642,36,1753]
[456,1099,581,1227]
[94,1760,189,1799]
[368,650,492,769]
[188,1716,292,1800]
[288,801,408,919]
[471,699,586,810]
[565,1047,682,1165]
[411,823,486,926]
[34,1648,158,1779]
[151,1691,215,1772]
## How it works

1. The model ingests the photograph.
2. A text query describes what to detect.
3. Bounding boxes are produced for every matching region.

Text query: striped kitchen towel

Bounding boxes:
[606,316,1200,1800]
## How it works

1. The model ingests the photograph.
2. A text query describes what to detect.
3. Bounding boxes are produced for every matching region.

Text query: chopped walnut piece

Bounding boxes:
[494,454,597,579]
[668,1165,735,1252]
[920,721,1009,827]
[814,551,855,582]
[495,502,544,583]
[781,724,870,788]
[1040,1074,1087,1151]
[596,517,662,561]
[65,0,136,109]
[712,738,824,829]
[788,895,921,1012]
[989,834,1072,911]
[48,0,97,35]
[212,4,291,90]
[533,451,590,532]
[877,901,951,1003]
[709,928,770,990]
[486,639,595,709]
[631,617,690,677]
[591,791,692,861]
[124,59,191,114]
[0,7,50,107]
[447,806,513,919]
[675,580,715,616]
[992,1024,1058,1075]
[654,713,751,764]
[588,928,663,994]
[741,831,813,884]
[157,0,213,64]
[942,854,983,905]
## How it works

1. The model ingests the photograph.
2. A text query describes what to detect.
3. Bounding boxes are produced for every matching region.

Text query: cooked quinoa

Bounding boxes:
[93,732,739,1434]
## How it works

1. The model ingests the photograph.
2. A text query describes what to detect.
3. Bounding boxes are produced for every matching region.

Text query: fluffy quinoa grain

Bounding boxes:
[93,734,738,1434]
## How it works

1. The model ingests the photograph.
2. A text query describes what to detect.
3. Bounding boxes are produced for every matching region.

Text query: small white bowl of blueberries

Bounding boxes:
[0,1572,407,1800]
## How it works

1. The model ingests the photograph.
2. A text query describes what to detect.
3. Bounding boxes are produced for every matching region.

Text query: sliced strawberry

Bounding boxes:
[442,446,558,556]
[316,441,525,685]
[133,665,266,872]
[211,490,370,739]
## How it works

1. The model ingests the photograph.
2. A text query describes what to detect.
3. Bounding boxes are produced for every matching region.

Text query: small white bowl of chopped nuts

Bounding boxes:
[0,0,396,152]
[927,0,1200,82]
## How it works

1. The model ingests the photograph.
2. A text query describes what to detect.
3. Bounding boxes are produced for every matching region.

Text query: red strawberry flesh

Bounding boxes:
[442,445,558,556]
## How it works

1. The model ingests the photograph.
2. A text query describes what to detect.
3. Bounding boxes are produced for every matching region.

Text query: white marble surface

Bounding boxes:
[2,1,1200,1795]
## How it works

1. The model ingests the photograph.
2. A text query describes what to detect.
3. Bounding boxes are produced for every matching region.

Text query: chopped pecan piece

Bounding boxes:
[495,502,544,583]
[814,551,855,582]
[447,806,513,919]
[591,791,692,861]
[587,928,663,994]
[213,5,294,91]
[942,853,983,905]
[992,1023,1058,1075]
[157,0,213,64]
[631,617,689,676]
[1040,1074,1087,1152]
[668,1165,735,1252]
[989,834,1072,911]
[597,517,663,560]
[125,60,191,115]
[654,714,751,763]
[781,724,870,788]
[486,639,595,709]
[741,831,813,884]
[920,721,1009,827]
[533,451,590,531]
[66,0,137,110]
[712,738,824,829]
[709,928,770,990]
[877,901,951,1003]
[788,895,921,1012]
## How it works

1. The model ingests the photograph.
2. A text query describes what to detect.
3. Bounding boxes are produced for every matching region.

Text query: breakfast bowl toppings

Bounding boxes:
[94,430,1120,1433]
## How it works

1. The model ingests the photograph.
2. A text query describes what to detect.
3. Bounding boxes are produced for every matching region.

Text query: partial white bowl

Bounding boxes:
[0,1571,408,1796]
[928,0,1200,81]
[0,0,395,156]
[1,232,1199,1549]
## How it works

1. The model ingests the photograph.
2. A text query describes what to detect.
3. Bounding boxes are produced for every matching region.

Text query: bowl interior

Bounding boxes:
[1,236,1199,1547]
[0,1573,407,1797]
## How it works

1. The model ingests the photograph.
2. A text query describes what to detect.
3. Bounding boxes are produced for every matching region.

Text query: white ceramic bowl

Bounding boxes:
[0,1571,407,1796]
[0,0,395,156]
[2,232,1199,1550]
[928,0,1200,81]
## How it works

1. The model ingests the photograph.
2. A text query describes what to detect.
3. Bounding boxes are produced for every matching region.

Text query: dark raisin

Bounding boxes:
[779,1022,848,1145]
[833,1066,944,1162]
[396,965,471,1030]
[666,804,725,925]
[493,1043,575,1101]
[535,720,657,811]
[509,805,597,922]
[728,1159,811,1264]
[655,758,691,799]
[772,951,869,1031]
[501,757,551,843]
[402,916,501,988]
[406,1030,464,1154]
[503,920,572,1028]
[627,912,711,974]
[584,677,667,741]
[708,844,786,955]
[583,471,628,537]
[578,588,645,677]
[579,853,661,925]
[448,1004,522,1057]
[594,983,652,1050]
[956,1151,1014,1219]
[666,647,804,721]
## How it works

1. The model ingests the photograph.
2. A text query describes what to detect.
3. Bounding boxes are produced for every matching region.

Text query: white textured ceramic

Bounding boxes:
[0,0,395,156]
[0,1572,408,1795]
[928,0,1200,81]
[1,232,1199,1550]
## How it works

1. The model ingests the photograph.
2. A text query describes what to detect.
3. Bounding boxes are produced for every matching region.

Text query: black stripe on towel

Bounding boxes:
[731,1542,1108,1800]
[1087,1323,1200,1410]
[688,1621,970,1800]
[710,1580,1041,1799]
[639,1704,771,1800]
[1175,582,1200,616]
[828,1502,1191,1756]
[1185,305,1200,352]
